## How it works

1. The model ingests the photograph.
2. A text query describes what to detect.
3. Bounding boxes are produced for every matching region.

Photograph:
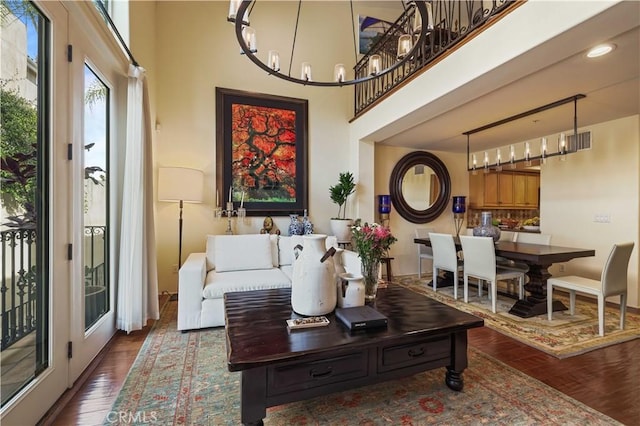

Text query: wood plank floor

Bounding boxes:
[41,300,639,425]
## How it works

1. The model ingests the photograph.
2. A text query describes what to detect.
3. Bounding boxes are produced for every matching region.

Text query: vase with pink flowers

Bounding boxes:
[351,220,397,301]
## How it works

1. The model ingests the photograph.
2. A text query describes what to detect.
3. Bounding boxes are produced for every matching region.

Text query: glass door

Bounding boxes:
[67,11,122,383]
[1,1,71,424]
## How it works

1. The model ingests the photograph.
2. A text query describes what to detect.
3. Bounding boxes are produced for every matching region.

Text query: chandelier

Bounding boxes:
[228,0,431,87]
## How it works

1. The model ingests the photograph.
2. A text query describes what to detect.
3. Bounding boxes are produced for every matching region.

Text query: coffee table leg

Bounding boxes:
[445,330,469,391]
[241,368,267,425]
[445,368,464,391]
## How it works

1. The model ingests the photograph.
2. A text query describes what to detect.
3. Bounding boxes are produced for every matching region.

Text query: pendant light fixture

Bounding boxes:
[228,1,431,87]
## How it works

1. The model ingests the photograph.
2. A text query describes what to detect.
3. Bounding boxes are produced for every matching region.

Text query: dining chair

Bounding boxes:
[514,232,552,245]
[459,235,526,313]
[429,232,463,299]
[415,228,435,279]
[547,242,634,336]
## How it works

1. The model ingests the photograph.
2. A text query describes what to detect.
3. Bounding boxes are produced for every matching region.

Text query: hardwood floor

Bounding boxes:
[40,299,639,426]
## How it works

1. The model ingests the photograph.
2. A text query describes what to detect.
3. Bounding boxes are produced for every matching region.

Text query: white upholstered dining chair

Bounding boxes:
[415,228,435,279]
[514,232,552,245]
[429,232,463,299]
[547,242,634,336]
[460,235,526,313]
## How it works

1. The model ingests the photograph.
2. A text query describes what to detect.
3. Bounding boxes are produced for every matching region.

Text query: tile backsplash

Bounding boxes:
[466,208,539,228]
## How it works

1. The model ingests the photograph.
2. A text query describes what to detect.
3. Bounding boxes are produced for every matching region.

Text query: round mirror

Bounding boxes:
[389,151,451,223]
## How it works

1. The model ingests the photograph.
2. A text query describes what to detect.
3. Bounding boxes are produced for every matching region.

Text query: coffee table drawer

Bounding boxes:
[379,336,450,372]
[267,350,368,396]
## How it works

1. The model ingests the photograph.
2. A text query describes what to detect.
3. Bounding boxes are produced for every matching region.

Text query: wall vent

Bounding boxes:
[568,131,591,151]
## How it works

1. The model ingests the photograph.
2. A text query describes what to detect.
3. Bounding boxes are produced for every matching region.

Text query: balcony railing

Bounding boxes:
[1,226,106,350]
[354,0,517,116]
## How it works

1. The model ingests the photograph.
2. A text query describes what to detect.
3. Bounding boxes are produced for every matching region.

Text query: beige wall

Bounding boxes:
[541,115,639,308]
[132,1,400,293]
[374,146,469,277]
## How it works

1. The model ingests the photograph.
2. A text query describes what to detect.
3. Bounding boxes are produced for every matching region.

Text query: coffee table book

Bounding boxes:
[335,305,388,331]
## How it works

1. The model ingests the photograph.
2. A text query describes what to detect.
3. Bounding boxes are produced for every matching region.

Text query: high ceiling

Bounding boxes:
[376,1,640,154]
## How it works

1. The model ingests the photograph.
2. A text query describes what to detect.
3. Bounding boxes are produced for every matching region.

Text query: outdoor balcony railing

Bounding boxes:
[1,226,106,350]
[354,0,517,116]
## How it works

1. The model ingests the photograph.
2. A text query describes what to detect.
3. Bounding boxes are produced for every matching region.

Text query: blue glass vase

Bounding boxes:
[473,211,501,242]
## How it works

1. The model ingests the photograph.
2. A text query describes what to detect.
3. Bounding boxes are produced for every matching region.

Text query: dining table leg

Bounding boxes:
[508,262,568,318]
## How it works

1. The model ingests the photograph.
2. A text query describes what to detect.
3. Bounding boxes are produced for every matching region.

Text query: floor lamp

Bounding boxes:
[158,167,204,291]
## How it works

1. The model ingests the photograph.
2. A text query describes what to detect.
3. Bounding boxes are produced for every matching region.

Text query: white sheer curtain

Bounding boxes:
[116,64,159,333]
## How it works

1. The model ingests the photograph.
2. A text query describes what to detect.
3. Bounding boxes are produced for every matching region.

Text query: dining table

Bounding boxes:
[414,237,596,318]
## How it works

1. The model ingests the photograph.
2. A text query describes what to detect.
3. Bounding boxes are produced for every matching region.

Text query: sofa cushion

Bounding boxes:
[202,268,291,299]
[270,234,279,267]
[214,234,273,272]
[205,234,216,271]
[278,236,293,266]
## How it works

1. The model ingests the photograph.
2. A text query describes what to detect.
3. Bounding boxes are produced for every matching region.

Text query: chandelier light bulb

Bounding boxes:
[334,64,346,83]
[558,132,566,154]
[368,55,382,76]
[301,62,312,81]
[472,154,477,169]
[268,50,280,72]
[397,34,413,59]
[241,26,257,53]
[228,0,244,23]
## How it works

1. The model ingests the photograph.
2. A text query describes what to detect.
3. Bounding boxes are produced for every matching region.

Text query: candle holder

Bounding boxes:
[220,202,247,235]
[378,194,391,228]
[452,195,466,237]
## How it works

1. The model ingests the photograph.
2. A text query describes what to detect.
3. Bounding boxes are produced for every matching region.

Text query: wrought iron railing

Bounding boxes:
[354,0,517,116]
[1,226,107,350]
[1,228,37,351]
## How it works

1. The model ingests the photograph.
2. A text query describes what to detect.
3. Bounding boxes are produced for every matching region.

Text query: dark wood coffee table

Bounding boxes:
[224,285,483,425]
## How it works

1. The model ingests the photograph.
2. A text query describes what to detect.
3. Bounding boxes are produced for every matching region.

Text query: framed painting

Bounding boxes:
[215,87,308,216]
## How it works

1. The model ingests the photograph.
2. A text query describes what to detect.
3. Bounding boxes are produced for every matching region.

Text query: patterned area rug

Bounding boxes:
[395,275,640,358]
[105,300,620,425]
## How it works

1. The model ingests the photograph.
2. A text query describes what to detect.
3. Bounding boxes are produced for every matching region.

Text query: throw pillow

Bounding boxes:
[214,234,274,272]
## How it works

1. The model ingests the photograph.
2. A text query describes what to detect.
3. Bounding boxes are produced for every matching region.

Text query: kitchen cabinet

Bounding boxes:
[469,171,539,209]
[483,172,514,207]
[513,173,539,207]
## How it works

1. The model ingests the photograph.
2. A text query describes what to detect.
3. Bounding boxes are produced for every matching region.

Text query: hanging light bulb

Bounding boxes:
[240,26,257,53]
[495,148,502,171]
[413,2,433,33]
[301,62,312,81]
[558,132,567,161]
[509,145,516,168]
[525,142,531,166]
[368,55,382,76]
[541,137,547,164]
[334,64,346,83]
[228,0,247,23]
[396,34,413,59]
[483,151,489,173]
[267,50,280,72]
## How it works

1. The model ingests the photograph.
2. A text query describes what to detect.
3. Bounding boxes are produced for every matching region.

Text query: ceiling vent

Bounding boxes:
[568,131,591,151]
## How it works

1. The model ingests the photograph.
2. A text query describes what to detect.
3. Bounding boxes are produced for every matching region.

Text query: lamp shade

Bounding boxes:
[452,195,466,214]
[158,167,204,203]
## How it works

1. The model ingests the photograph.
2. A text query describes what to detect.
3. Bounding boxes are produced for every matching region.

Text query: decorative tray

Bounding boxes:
[522,225,540,231]
[286,316,330,330]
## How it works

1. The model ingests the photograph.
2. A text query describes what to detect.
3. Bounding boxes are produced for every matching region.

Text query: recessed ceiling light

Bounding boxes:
[586,43,616,58]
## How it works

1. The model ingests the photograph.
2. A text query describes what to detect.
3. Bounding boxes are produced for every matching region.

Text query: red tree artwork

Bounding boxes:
[231,104,297,202]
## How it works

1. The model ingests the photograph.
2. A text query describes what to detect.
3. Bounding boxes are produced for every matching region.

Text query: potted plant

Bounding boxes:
[329,171,356,242]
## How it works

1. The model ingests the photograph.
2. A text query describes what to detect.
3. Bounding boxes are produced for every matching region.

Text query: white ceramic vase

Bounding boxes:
[291,234,337,316]
[337,272,365,308]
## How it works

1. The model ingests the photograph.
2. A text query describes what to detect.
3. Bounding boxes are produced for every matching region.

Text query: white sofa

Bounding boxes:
[177,233,361,331]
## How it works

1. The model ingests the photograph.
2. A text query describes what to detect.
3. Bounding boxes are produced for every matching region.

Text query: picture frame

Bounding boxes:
[216,87,308,216]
